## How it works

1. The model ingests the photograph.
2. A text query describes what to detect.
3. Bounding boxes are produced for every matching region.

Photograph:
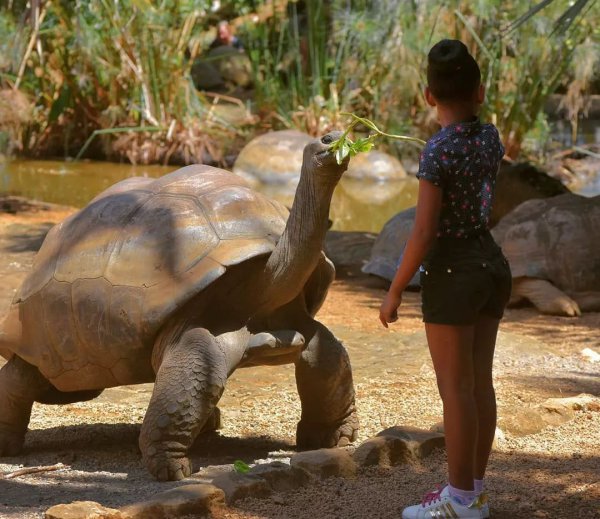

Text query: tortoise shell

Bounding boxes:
[9,165,292,390]
[491,193,600,290]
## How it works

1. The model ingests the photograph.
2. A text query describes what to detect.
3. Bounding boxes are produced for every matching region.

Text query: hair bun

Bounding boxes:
[428,39,470,73]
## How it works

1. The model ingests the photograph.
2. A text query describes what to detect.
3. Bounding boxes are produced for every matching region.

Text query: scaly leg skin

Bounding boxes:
[140,328,228,481]
[295,321,358,449]
[514,277,581,316]
[0,356,52,456]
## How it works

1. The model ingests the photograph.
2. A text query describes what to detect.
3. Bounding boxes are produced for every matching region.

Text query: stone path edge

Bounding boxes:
[43,425,445,519]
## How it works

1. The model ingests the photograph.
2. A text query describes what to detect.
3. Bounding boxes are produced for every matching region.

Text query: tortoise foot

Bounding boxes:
[142,447,192,481]
[296,410,359,450]
[538,294,581,316]
[0,425,25,457]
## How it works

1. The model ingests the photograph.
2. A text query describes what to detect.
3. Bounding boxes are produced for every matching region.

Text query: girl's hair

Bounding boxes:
[427,39,481,103]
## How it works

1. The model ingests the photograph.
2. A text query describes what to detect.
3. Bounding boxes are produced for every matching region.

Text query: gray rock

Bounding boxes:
[361,207,419,287]
[249,461,313,492]
[211,472,272,504]
[233,130,312,185]
[119,484,225,518]
[290,448,357,479]
[45,501,121,519]
[376,425,445,459]
[345,151,407,181]
[324,231,377,270]
[352,436,412,468]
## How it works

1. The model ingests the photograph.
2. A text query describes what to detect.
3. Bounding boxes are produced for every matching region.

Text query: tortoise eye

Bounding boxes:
[321,135,334,145]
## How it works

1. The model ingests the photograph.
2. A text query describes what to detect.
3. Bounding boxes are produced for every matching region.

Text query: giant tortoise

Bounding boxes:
[363,162,574,291]
[492,193,600,316]
[0,132,358,481]
[363,192,600,316]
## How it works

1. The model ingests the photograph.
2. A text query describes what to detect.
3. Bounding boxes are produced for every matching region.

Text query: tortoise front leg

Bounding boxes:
[141,327,305,481]
[140,328,228,481]
[514,278,581,316]
[295,321,358,449]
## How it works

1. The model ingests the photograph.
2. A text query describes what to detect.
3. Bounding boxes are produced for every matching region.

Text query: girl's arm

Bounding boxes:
[379,179,443,327]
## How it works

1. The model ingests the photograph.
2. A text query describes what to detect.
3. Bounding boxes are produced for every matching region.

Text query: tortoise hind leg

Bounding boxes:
[0,355,52,456]
[295,320,358,449]
[140,328,228,481]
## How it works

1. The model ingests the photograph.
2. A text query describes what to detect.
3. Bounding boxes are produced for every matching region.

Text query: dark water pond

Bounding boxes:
[0,159,419,233]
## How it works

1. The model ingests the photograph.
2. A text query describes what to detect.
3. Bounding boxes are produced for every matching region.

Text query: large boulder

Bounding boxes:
[233,130,313,185]
[345,151,407,182]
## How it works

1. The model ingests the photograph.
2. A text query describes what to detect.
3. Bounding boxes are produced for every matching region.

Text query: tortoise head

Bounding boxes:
[302,131,349,183]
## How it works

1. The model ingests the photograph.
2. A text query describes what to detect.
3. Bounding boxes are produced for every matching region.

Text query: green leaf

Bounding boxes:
[352,137,375,153]
[233,460,251,474]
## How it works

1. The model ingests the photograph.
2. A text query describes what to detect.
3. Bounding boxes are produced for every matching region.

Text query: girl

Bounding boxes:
[379,39,511,519]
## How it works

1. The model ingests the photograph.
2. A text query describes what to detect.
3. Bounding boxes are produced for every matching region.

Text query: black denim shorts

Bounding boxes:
[420,232,512,325]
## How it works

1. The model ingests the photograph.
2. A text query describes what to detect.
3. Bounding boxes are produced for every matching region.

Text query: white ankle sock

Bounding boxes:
[448,483,477,506]
[474,479,484,493]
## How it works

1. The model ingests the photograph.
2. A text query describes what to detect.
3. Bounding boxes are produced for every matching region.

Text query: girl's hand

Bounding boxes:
[379,291,402,328]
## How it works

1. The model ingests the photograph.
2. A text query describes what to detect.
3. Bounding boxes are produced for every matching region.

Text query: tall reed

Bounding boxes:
[241,0,599,160]
[0,1,248,163]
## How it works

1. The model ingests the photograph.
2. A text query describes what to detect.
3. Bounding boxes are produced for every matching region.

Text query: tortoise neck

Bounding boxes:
[260,163,335,312]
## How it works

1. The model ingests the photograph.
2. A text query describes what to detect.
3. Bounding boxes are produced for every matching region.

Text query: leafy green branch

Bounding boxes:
[329,113,426,164]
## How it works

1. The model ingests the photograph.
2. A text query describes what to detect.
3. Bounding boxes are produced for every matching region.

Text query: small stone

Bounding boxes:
[45,501,121,519]
[377,426,445,459]
[581,347,600,362]
[542,394,599,413]
[353,436,412,467]
[290,448,357,479]
[249,461,313,491]
[211,472,271,504]
[499,407,548,436]
[119,483,224,518]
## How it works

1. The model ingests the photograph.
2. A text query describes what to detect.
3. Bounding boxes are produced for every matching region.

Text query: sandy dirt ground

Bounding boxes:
[0,201,598,518]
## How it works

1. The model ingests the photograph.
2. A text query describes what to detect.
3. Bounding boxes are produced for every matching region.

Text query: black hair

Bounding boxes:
[427,39,481,103]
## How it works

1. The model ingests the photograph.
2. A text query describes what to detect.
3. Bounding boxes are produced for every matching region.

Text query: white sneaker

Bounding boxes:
[402,485,490,519]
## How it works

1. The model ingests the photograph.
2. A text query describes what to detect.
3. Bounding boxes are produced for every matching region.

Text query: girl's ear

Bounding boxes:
[425,87,436,107]
[477,84,485,104]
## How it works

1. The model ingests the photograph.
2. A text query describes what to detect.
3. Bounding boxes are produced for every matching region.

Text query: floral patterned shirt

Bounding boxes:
[416,118,504,238]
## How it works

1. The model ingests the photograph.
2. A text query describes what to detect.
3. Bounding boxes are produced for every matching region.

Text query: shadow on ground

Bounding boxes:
[2,422,293,514]
[227,448,599,519]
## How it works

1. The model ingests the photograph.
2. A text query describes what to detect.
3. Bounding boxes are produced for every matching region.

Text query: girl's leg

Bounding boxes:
[425,323,476,490]
[472,315,500,480]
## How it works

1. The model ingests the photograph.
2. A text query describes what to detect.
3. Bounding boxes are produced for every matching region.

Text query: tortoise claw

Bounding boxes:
[296,409,359,450]
[242,330,305,365]
[143,449,192,481]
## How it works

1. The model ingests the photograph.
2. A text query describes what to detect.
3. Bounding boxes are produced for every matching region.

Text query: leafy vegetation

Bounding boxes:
[0,0,598,164]
[240,0,599,160]
[0,1,250,163]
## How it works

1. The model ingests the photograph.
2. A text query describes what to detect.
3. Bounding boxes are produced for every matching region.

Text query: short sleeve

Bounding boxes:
[416,142,445,187]
[489,125,505,162]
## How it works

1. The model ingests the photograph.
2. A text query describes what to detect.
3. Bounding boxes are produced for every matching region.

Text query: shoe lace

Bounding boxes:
[421,485,443,506]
